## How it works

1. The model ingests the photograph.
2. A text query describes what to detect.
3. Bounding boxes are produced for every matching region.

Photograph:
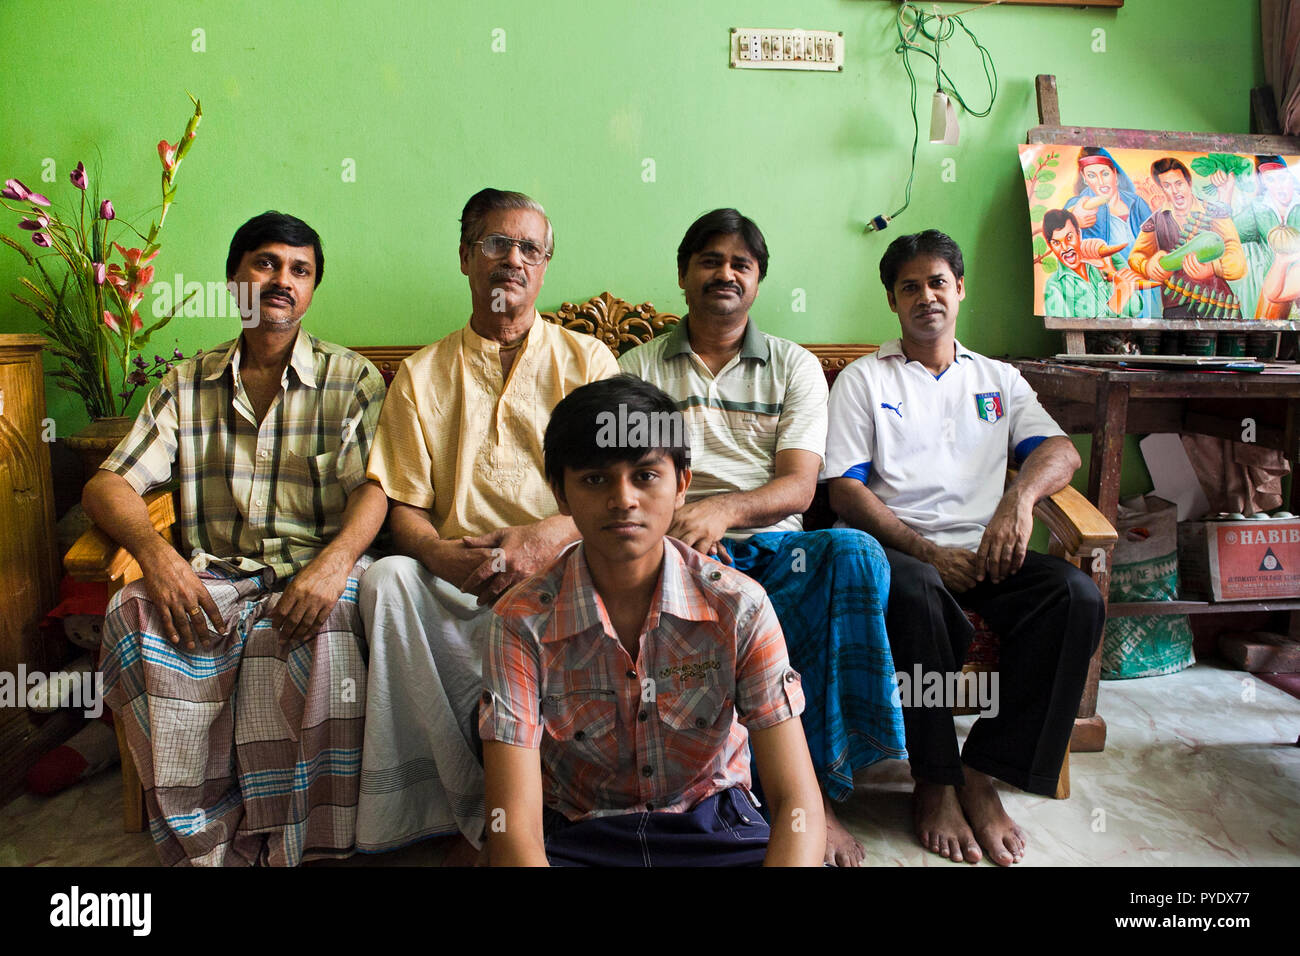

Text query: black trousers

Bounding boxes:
[883,548,1104,796]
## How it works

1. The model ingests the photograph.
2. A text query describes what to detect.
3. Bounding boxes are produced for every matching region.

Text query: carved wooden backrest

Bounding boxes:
[541,291,679,357]
[350,293,876,384]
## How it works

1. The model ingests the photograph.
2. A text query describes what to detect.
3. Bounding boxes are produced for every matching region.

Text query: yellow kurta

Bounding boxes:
[367,313,619,539]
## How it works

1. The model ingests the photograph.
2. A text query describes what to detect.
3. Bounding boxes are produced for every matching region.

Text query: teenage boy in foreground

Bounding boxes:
[480,376,826,866]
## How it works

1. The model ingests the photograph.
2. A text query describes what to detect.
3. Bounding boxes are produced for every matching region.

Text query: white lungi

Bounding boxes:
[355,555,490,851]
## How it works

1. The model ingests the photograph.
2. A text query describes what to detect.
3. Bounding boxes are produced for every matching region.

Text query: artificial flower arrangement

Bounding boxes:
[1,94,202,419]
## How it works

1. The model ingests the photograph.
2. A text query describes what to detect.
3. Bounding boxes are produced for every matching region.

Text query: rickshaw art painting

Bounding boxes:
[1019,143,1300,325]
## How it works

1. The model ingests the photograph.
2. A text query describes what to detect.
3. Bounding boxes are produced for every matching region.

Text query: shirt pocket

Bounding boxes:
[542,689,619,768]
[656,683,732,745]
[280,449,346,519]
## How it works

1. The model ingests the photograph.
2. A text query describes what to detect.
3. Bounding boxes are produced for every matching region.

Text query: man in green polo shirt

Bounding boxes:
[618,208,905,867]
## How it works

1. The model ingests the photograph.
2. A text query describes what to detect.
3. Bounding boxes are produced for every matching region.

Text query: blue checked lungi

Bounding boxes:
[542,787,770,867]
[101,557,372,866]
[723,528,906,801]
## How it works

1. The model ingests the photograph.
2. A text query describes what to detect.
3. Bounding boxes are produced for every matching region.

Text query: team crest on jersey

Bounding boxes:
[974,391,1003,424]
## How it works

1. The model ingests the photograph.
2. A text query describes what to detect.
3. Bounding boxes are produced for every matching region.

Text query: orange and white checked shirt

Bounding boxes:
[480,536,804,822]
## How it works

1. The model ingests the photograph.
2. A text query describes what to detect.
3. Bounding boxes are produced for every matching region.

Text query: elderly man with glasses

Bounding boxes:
[355,188,619,861]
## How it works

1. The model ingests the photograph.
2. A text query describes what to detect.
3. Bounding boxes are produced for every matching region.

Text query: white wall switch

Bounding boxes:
[730,28,843,72]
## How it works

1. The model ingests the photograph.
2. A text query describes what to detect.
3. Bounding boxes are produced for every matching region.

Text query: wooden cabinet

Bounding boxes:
[0,335,67,801]
[0,335,60,675]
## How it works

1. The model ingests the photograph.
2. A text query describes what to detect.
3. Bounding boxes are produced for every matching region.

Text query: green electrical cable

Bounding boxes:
[875,2,999,228]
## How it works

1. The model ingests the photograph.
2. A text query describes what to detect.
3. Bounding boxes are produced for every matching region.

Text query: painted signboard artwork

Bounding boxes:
[1019,144,1300,322]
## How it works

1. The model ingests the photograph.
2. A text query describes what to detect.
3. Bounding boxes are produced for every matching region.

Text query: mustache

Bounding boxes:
[263,286,295,306]
[705,280,742,295]
[490,267,527,285]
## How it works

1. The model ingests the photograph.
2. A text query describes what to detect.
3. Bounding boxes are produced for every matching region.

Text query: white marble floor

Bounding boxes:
[2,660,1296,867]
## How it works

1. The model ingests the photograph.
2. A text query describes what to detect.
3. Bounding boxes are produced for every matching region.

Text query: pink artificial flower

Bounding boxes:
[31,232,51,247]
[99,199,115,220]
[93,262,106,284]
[27,190,51,207]
[2,178,31,200]
[113,243,159,268]
[136,265,155,287]
[70,162,87,190]
[157,140,177,172]
[102,310,121,332]
[130,311,143,333]
[18,214,49,230]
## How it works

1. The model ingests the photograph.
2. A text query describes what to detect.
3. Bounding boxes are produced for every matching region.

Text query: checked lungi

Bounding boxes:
[101,557,372,866]
[724,528,907,801]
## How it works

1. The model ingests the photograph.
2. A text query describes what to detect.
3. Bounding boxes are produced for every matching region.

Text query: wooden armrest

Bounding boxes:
[1033,483,1118,556]
[64,490,179,585]
[1006,468,1116,557]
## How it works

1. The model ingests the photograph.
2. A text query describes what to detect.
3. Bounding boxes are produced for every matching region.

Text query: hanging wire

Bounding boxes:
[871,2,1000,230]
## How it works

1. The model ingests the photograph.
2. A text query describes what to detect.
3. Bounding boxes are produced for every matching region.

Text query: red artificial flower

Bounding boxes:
[157,140,177,172]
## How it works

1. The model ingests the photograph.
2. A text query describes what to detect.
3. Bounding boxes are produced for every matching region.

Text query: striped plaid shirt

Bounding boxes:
[480,536,804,822]
[618,316,828,537]
[101,329,386,581]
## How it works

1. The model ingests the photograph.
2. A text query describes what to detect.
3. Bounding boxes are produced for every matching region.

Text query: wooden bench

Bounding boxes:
[65,292,1116,831]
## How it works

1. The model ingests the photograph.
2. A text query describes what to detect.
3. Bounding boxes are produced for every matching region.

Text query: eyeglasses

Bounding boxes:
[474,234,551,266]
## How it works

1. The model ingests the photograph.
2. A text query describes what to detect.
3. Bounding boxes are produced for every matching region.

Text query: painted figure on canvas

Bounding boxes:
[1213,155,1300,318]
[1042,208,1145,319]
[1063,147,1161,317]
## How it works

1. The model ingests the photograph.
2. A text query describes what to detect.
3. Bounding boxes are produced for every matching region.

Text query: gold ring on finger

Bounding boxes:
[187,605,203,617]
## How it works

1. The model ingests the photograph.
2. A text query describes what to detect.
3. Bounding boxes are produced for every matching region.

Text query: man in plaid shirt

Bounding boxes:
[86,211,388,865]
[480,376,824,865]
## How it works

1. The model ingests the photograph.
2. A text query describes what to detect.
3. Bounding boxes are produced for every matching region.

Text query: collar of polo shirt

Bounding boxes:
[664,315,770,365]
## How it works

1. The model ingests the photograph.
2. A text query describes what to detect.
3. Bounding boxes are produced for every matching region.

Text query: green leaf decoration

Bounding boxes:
[1035,183,1055,199]
[1039,170,1056,182]
[1190,153,1252,178]
[1042,257,1058,275]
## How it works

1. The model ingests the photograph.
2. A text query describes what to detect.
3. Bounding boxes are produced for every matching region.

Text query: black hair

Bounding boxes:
[676,208,769,280]
[878,229,965,291]
[1150,157,1191,185]
[459,187,553,254]
[1042,208,1079,240]
[544,375,690,487]
[226,211,324,286]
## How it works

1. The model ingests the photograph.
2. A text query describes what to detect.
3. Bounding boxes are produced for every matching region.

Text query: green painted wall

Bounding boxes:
[0,0,1263,468]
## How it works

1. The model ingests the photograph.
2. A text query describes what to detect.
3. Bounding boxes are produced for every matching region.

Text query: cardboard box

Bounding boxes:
[1177,518,1300,602]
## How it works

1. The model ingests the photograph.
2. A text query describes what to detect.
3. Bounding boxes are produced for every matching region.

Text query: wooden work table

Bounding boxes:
[1009,360,1300,525]
[1009,359,1300,751]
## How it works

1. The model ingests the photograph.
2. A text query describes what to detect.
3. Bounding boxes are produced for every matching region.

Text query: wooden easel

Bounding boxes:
[1030,74,1300,356]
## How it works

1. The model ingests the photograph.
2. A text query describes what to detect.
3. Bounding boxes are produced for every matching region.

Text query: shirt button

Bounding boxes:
[638,711,648,722]
[708,570,722,581]
[574,730,585,741]
[641,765,653,777]
[695,717,708,729]
[784,671,797,683]
[257,499,266,508]
[539,593,552,604]
[626,669,637,680]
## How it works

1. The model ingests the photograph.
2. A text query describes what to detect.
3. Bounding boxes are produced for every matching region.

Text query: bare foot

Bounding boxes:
[823,791,865,867]
[955,769,1026,866]
[913,780,982,863]
[439,834,481,867]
